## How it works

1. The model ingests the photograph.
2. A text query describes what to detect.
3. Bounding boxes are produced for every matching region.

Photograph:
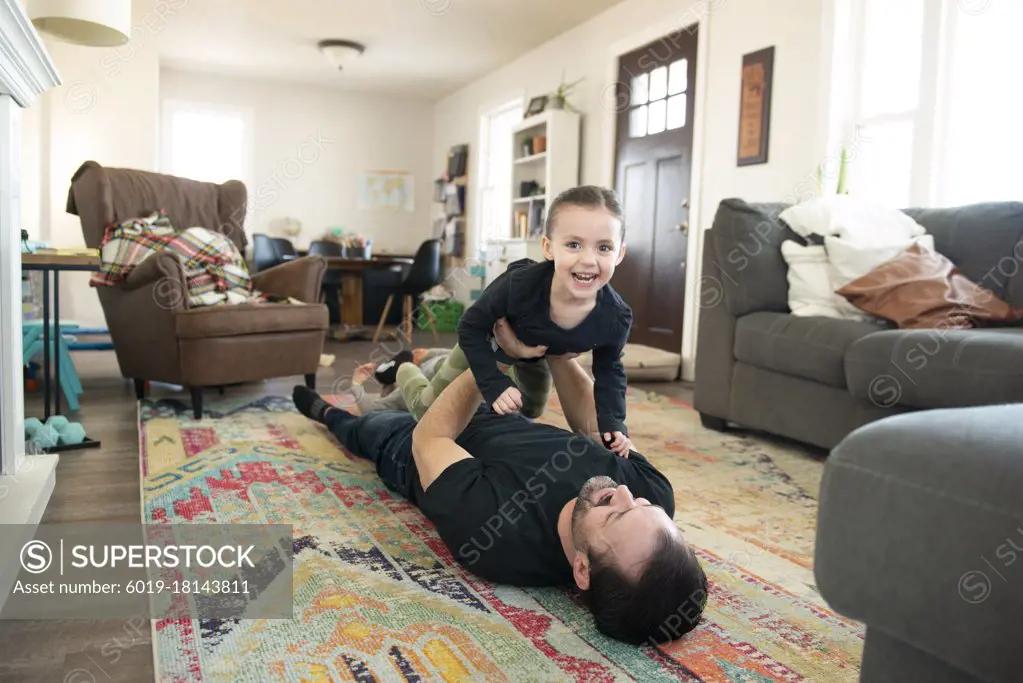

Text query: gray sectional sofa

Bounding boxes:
[693,198,1023,450]
[815,402,1023,683]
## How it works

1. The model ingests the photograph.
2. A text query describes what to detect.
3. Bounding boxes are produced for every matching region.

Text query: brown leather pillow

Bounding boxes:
[836,244,1023,329]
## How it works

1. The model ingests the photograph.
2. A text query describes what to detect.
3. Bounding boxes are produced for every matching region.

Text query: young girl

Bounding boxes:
[394,185,634,456]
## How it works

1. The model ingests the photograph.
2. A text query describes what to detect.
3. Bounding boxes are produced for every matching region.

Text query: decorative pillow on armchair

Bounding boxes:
[836,244,1023,329]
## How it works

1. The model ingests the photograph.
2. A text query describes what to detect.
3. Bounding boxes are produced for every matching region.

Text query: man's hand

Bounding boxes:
[603,431,633,458]
[492,386,523,414]
[493,318,547,360]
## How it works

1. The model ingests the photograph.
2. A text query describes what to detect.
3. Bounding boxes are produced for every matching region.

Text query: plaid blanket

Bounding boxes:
[90,212,260,307]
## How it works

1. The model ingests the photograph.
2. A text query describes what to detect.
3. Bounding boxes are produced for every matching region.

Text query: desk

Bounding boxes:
[323,256,414,327]
[283,254,414,330]
[21,252,103,452]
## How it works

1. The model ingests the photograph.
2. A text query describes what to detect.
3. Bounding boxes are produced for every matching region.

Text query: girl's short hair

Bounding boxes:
[544,186,626,241]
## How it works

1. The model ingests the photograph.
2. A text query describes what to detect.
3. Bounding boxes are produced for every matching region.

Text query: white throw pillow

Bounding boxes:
[825,234,935,287]
[779,195,926,244]
[780,240,868,320]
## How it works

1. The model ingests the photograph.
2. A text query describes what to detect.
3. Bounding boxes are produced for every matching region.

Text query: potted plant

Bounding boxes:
[549,70,584,112]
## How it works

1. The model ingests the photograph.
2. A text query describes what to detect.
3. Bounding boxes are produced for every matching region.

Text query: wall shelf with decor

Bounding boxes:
[508,109,580,255]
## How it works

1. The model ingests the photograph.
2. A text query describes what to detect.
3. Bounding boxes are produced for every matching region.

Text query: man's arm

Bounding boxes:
[411,370,484,490]
[546,355,600,437]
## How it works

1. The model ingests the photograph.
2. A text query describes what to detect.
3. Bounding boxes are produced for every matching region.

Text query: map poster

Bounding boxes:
[737,46,774,166]
[356,171,415,211]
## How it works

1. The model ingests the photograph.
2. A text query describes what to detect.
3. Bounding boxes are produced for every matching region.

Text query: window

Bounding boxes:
[628,58,688,138]
[161,101,252,189]
[839,0,1023,207]
[477,99,522,242]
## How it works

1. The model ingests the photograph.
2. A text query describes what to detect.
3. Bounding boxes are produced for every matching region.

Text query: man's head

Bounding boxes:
[570,476,708,644]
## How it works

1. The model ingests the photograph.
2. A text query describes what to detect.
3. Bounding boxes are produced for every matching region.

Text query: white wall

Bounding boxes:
[433,0,829,379]
[19,32,160,327]
[159,69,437,255]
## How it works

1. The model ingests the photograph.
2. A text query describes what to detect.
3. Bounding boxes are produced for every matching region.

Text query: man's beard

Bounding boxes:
[570,476,618,551]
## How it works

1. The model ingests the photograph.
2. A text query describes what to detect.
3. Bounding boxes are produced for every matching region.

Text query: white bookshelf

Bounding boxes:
[508,109,580,256]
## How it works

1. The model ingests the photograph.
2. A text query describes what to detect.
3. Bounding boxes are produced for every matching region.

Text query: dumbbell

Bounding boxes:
[58,422,87,445]
[24,416,87,450]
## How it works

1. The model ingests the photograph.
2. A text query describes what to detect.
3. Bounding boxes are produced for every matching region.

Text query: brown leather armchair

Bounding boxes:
[66,161,329,418]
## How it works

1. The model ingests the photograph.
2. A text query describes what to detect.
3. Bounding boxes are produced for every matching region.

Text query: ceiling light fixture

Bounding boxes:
[26,0,131,47]
[317,39,365,71]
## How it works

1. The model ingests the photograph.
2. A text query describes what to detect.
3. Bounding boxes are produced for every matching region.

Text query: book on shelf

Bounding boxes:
[529,201,545,239]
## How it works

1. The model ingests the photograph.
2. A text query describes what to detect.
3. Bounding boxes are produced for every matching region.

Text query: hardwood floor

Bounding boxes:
[0,331,693,682]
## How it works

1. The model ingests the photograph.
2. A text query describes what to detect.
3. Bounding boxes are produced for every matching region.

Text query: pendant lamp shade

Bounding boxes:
[27,0,131,47]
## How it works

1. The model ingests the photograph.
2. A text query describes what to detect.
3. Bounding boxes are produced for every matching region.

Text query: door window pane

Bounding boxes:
[649,66,668,101]
[630,73,648,106]
[629,105,648,138]
[848,120,915,208]
[667,94,687,130]
[668,58,688,94]
[647,99,666,135]
[858,0,925,117]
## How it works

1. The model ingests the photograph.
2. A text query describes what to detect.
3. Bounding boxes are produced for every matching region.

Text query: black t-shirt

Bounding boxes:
[414,410,675,587]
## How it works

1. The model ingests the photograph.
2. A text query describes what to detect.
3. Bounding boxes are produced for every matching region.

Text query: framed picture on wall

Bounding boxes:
[736,46,774,166]
[525,95,548,117]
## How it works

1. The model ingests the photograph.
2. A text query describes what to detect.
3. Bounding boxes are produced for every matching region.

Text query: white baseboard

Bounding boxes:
[0,454,58,615]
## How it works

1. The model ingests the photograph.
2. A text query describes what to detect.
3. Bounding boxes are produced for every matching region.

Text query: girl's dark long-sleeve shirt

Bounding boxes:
[457,258,633,436]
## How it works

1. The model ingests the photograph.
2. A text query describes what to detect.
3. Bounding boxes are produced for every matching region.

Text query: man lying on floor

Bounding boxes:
[292,325,708,645]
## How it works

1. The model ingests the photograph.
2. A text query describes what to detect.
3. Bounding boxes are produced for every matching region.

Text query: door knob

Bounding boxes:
[672,221,689,233]
[681,198,690,209]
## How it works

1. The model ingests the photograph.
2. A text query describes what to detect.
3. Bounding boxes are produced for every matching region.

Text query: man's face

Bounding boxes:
[570,476,680,586]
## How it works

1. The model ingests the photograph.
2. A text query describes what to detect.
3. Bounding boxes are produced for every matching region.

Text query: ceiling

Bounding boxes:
[147,0,626,100]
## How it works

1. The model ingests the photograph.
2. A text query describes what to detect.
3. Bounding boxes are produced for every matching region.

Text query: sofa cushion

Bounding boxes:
[175,303,328,339]
[845,328,1023,409]
[707,199,798,317]
[780,241,868,320]
[837,244,1023,329]
[902,202,1023,307]
[734,312,887,388]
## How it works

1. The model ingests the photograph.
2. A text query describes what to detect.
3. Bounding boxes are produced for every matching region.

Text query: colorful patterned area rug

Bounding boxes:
[139,388,864,682]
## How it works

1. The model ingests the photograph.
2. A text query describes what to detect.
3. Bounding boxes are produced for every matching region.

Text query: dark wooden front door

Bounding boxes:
[611,27,698,353]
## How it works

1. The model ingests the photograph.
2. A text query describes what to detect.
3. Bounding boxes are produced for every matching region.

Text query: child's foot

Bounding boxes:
[292,385,334,423]
[374,350,413,385]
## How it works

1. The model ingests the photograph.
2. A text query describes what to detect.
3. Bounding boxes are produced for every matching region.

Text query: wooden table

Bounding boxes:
[21,251,103,452]
[323,256,414,326]
[282,254,415,339]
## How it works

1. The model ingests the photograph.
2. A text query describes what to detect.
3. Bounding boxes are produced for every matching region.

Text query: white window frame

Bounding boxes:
[475,97,522,245]
[832,0,1007,208]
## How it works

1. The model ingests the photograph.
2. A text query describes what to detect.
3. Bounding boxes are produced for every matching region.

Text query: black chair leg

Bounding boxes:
[304,373,316,389]
[134,379,146,400]
[191,387,203,419]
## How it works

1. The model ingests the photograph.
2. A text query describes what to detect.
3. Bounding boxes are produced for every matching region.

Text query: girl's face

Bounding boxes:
[541,205,626,301]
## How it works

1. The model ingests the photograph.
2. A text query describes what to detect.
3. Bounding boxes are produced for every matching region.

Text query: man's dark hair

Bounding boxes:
[582,528,708,645]
[544,185,626,242]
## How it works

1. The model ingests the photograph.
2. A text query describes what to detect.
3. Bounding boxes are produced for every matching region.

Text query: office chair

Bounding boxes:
[307,240,343,324]
[252,234,280,272]
[271,237,296,261]
[373,238,443,344]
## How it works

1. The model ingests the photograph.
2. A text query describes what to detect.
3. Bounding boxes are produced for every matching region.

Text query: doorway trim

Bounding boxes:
[599,6,712,382]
